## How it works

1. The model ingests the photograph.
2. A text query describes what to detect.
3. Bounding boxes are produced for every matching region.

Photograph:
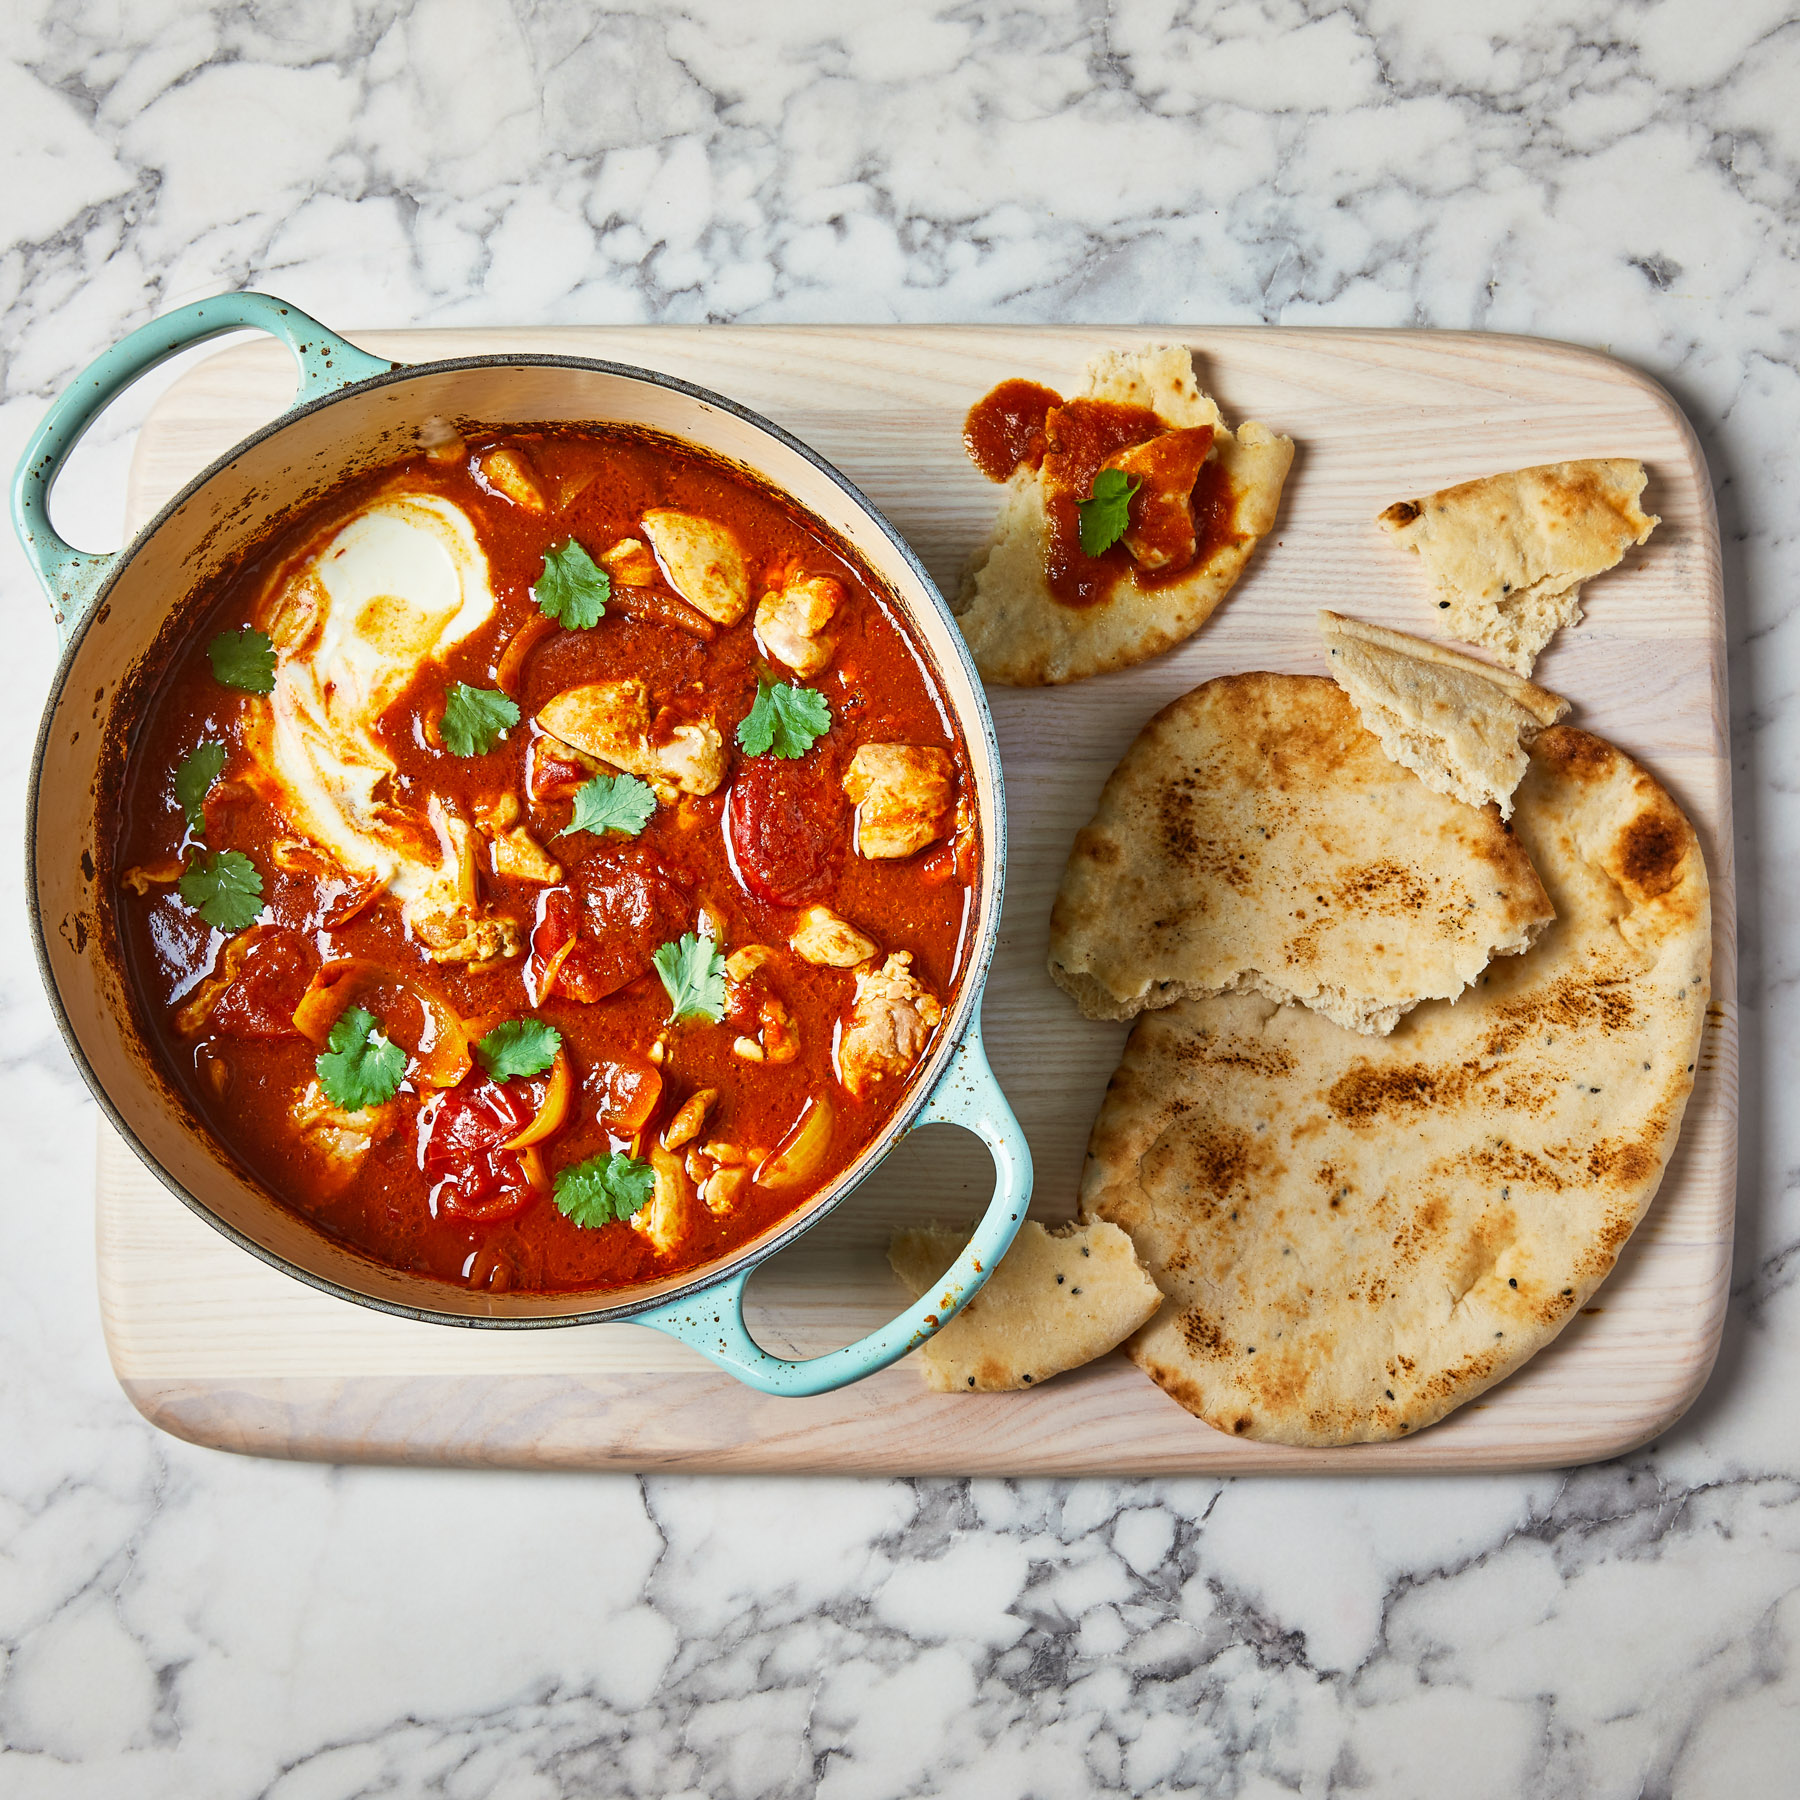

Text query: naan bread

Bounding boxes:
[1047,673,1554,1035]
[1319,610,1569,818]
[1083,726,1710,1446]
[955,346,1293,684]
[1378,459,1658,675]
[889,1219,1163,1391]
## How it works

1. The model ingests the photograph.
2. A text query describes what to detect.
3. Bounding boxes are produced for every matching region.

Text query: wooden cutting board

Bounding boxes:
[96,325,1737,1473]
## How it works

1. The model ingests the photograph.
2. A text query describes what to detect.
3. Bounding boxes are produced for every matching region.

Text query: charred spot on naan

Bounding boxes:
[1177,1308,1235,1360]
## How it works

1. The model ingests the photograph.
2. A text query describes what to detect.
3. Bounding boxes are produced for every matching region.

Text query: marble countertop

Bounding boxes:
[2,3,1795,1794]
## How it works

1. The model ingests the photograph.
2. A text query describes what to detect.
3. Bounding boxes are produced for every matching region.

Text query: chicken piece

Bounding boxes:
[1102,427,1215,572]
[641,510,751,625]
[755,573,844,678]
[724,946,800,1065]
[473,791,561,886]
[407,803,525,965]
[790,905,878,968]
[701,1165,750,1215]
[836,952,943,1100]
[661,1088,718,1152]
[843,744,956,859]
[600,537,660,586]
[290,1078,397,1190]
[419,417,465,464]
[725,944,778,982]
[488,828,561,885]
[527,734,598,804]
[474,793,520,832]
[647,717,730,801]
[478,446,547,512]
[413,906,523,966]
[537,680,727,803]
[634,1143,699,1256]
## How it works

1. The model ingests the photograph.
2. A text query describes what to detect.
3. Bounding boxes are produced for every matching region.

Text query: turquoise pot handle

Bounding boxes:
[634,1018,1032,1396]
[11,291,392,644]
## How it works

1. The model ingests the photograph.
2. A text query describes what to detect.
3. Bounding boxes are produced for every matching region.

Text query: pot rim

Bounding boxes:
[29,348,1007,1329]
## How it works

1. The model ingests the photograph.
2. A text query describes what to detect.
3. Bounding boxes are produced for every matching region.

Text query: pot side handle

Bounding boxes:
[631,1019,1032,1397]
[11,291,393,645]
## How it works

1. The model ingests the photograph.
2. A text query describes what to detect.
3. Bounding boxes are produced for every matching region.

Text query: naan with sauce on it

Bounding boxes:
[955,346,1293,685]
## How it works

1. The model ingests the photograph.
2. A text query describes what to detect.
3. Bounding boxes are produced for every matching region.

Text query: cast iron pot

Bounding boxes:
[13,292,1031,1396]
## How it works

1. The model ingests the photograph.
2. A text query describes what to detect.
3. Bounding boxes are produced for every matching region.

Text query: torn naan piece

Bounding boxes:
[1319,610,1569,818]
[1378,458,1658,675]
[1082,726,1710,1446]
[955,346,1293,684]
[1047,674,1554,1034]
[889,1219,1164,1392]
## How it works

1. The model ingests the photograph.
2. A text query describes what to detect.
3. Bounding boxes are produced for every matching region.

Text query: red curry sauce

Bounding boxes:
[110,426,978,1296]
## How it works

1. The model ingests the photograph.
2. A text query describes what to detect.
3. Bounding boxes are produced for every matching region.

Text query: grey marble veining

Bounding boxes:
[1,2,1797,1794]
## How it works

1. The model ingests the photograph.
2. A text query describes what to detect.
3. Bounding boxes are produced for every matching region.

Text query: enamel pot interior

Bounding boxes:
[34,357,1004,1325]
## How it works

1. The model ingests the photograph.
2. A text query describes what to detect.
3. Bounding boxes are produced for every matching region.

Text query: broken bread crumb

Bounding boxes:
[1319,610,1568,819]
[1377,457,1658,675]
[888,1218,1164,1392]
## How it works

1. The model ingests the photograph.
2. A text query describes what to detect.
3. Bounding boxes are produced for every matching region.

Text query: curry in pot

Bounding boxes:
[109,424,979,1296]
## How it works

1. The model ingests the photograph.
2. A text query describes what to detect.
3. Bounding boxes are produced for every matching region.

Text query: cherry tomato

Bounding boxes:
[210,929,314,1039]
[727,746,844,906]
[561,849,691,1001]
[422,1076,539,1222]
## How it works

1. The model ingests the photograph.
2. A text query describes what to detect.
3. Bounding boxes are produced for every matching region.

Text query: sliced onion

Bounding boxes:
[525,889,580,1006]
[174,925,270,1036]
[754,1095,834,1192]
[495,614,558,697]
[607,586,717,641]
[291,958,472,1089]
[502,1050,573,1150]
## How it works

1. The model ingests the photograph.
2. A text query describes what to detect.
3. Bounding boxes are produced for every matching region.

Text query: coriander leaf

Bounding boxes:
[315,1005,405,1111]
[652,931,727,1023]
[177,849,265,932]
[532,538,610,629]
[174,741,228,833]
[735,677,832,759]
[553,1150,655,1229]
[1077,466,1141,557]
[207,627,276,694]
[440,683,520,757]
[560,771,658,839]
[475,1018,562,1081]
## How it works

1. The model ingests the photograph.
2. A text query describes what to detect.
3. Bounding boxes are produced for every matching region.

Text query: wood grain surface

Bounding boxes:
[96,325,1737,1472]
